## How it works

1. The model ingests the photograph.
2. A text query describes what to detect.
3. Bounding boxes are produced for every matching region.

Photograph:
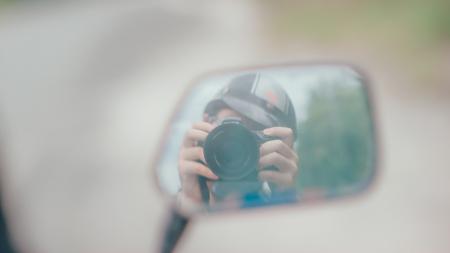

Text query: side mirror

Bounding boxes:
[154,63,377,215]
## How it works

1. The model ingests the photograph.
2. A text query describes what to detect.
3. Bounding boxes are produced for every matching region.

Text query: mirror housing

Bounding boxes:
[153,63,378,215]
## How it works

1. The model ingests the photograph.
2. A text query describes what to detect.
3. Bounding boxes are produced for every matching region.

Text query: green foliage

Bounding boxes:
[267,0,450,46]
[264,0,450,92]
[296,81,374,196]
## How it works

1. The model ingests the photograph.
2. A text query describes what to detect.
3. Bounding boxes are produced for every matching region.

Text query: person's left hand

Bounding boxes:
[258,127,299,189]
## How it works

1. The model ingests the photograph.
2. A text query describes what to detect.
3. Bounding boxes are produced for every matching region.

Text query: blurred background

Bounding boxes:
[0,1,449,253]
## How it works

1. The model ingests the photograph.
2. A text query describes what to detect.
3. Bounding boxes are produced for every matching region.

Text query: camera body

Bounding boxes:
[202,118,277,199]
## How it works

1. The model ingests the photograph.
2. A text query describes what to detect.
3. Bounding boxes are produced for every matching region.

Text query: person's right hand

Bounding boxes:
[178,121,218,203]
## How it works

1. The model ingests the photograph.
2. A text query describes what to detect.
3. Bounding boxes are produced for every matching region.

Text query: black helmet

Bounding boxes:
[204,72,297,137]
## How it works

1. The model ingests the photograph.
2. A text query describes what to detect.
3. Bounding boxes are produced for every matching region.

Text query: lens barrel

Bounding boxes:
[204,119,259,181]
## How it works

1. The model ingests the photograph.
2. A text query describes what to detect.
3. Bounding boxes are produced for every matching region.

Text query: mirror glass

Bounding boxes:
[155,64,376,213]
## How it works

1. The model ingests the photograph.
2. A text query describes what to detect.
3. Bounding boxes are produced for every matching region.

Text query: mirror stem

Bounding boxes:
[159,208,190,253]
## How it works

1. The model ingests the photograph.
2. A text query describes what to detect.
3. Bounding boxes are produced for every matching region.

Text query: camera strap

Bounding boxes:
[197,176,210,204]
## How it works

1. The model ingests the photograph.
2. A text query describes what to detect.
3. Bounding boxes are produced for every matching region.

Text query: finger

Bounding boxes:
[259,170,294,187]
[180,147,206,163]
[263,127,294,146]
[192,122,214,133]
[179,160,218,180]
[259,152,298,173]
[260,139,298,163]
[183,129,208,147]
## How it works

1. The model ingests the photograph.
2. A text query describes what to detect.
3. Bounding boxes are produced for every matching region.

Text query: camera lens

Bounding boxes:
[215,138,245,167]
[204,119,259,181]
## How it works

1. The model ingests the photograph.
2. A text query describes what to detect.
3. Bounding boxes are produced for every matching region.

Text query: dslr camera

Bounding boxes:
[202,118,278,199]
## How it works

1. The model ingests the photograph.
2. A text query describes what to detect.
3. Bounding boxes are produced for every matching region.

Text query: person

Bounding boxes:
[177,72,299,207]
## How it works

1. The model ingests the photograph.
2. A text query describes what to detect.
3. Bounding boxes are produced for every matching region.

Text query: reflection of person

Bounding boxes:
[177,73,299,207]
